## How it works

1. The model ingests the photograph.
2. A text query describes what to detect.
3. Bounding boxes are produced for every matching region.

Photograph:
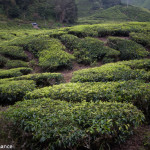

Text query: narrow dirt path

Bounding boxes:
[56,61,102,82]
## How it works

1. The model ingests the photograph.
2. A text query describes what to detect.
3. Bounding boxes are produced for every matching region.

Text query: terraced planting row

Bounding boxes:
[0,22,150,149]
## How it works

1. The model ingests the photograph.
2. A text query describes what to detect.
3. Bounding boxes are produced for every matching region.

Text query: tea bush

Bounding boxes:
[13,73,64,87]
[2,98,144,149]
[25,80,150,121]
[0,46,27,60]
[71,63,150,83]
[68,22,150,37]
[0,67,32,79]
[0,55,8,67]
[117,59,150,71]
[107,37,149,60]
[68,25,98,37]
[5,60,29,69]
[60,34,80,51]
[38,39,74,71]
[73,37,120,64]
[0,80,36,105]
[130,32,150,47]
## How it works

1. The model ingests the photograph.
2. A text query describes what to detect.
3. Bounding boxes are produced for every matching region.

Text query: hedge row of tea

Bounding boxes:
[0,67,32,79]
[107,37,149,60]
[0,36,74,71]
[0,80,36,105]
[67,22,150,37]
[0,73,64,86]
[71,59,150,82]
[130,32,150,47]
[2,99,144,149]
[25,80,150,122]
[1,22,150,70]
[60,35,120,64]
[0,72,64,104]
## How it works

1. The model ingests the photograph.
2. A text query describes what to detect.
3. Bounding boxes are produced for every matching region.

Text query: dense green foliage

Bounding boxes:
[90,5,150,22]
[0,80,36,105]
[68,22,150,37]
[76,0,121,17]
[0,18,150,150]
[2,98,144,149]
[0,0,77,23]
[121,0,150,9]
[0,46,27,60]
[0,67,32,79]
[13,73,64,87]
[71,59,150,82]
[0,55,8,67]
[0,72,64,87]
[60,35,120,64]
[130,32,150,47]
[107,37,149,60]
[25,80,150,121]
[5,60,29,69]
[38,38,75,70]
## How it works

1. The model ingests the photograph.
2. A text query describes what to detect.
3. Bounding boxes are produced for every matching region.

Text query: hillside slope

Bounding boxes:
[78,5,150,24]
[76,0,121,17]
[121,0,150,9]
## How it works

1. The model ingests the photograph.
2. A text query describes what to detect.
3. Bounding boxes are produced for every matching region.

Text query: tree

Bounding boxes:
[54,0,77,23]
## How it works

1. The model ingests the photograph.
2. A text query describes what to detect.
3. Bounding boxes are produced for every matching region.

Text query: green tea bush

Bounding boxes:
[5,60,29,69]
[2,98,144,149]
[0,67,32,79]
[0,55,8,67]
[25,80,150,121]
[107,37,149,60]
[130,32,150,47]
[0,80,36,105]
[68,25,98,37]
[0,46,27,60]
[14,73,64,87]
[38,39,74,71]
[117,59,150,71]
[68,22,150,38]
[71,63,149,83]
[22,36,51,57]
[60,34,80,51]
[73,37,120,64]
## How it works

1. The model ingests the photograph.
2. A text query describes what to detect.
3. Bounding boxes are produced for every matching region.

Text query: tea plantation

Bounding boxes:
[0,21,150,149]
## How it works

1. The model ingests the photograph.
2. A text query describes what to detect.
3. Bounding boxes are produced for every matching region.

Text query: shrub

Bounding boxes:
[107,37,149,60]
[25,80,150,121]
[117,59,150,71]
[73,37,120,64]
[130,32,150,47]
[71,63,149,83]
[5,60,29,69]
[0,67,32,79]
[0,46,27,60]
[60,34,80,51]
[68,25,98,37]
[0,80,36,105]
[14,73,64,87]
[2,98,144,149]
[38,39,74,71]
[0,55,8,67]
[67,22,150,38]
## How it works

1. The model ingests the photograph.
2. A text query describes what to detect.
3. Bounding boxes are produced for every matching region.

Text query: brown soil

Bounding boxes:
[112,125,150,150]
[56,61,102,82]
[98,36,130,44]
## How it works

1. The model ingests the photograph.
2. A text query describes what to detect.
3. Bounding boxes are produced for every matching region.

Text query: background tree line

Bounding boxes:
[0,0,124,23]
[0,0,77,23]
